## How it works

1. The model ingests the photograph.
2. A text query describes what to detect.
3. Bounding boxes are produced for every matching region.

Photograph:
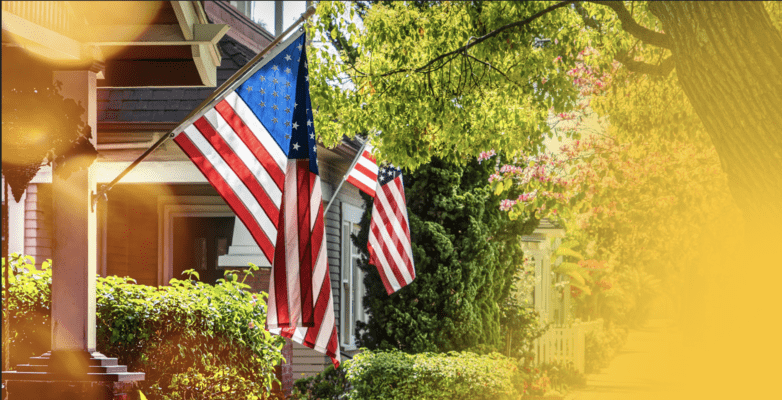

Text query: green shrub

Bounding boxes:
[539,360,586,392]
[584,322,628,373]
[291,364,351,400]
[2,255,285,400]
[345,350,523,400]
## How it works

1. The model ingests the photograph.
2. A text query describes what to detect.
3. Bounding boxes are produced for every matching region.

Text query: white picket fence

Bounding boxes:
[532,319,603,372]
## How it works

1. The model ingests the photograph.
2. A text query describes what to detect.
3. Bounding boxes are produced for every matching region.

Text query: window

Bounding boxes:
[341,203,366,349]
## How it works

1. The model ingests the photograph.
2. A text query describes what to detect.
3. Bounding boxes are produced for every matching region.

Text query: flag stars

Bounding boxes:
[285,81,291,88]
[293,142,300,150]
[297,44,303,51]
[272,104,278,111]
[285,67,292,74]
[259,76,265,82]
[285,94,291,101]
[272,65,279,71]
[310,132,315,139]
[292,122,299,130]
[272,91,278,97]
[272,117,278,124]
[285,134,291,139]
[259,102,265,107]
[273,78,279,84]
[307,119,312,126]
[294,102,298,109]
[284,121,291,127]
[285,54,292,61]
[259,88,265,94]
[246,86,253,92]
[285,107,291,114]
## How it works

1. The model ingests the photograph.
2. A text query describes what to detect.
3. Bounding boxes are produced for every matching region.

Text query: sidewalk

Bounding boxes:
[565,319,687,400]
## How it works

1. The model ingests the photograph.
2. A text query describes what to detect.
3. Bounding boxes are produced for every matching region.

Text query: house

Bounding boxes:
[521,219,602,372]
[3,1,370,396]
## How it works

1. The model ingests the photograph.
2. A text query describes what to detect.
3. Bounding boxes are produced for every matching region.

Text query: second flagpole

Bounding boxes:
[324,137,370,216]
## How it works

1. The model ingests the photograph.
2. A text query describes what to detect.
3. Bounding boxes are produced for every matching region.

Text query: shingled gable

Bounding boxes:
[97,1,274,137]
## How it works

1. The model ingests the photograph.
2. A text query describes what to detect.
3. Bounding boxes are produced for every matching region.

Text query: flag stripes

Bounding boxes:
[368,169,415,295]
[173,105,281,263]
[346,146,379,197]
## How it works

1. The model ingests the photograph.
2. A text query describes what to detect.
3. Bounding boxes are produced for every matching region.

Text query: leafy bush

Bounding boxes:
[354,157,538,354]
[539,360,586,392]
[1,255,52,367]
[584,322,628,373]
[2,255,285,400]
[291,364,351,400]
[345,350,524,400]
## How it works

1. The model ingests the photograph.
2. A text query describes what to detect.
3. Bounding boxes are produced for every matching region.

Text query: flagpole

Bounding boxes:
[324,137,370,216]
[91,5,318,210]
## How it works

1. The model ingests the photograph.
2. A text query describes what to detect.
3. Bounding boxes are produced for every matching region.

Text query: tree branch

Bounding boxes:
[377,0,577,78]
[614,50,675,76]
[587,1,671,49]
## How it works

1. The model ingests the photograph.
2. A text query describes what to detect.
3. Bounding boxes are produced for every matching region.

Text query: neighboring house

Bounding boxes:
[4,1,369,395]
[521,219,602,372]
[521,219,570,326]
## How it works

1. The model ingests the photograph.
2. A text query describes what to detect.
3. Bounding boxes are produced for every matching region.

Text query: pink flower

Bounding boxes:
[553,56,562,63]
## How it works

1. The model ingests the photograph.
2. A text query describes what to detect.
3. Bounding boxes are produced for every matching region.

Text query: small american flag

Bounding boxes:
[173,31,339,366]
[368,165,415,294]
[346,143,379,197]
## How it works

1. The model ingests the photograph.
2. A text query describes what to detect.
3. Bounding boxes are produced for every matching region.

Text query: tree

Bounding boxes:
[309,2,782,395]
[309,0,782,240]
[352,157,536,353]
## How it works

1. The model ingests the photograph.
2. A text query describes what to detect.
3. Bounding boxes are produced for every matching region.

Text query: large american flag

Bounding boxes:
[367,165,416,294]
[346,143,379,197]
[173,32,339,366]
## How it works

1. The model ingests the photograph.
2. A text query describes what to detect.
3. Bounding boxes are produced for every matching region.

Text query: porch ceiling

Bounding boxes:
[1,1,229,88]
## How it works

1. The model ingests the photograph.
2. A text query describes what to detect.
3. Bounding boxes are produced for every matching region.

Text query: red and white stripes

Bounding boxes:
[173,92,286,265]
[267,160,340,366]
[368,175,415,295]
[346,144,379,197]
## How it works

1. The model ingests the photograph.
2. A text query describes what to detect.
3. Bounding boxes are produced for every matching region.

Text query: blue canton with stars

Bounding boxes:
[378,165,403,186]
[237,33,318,174]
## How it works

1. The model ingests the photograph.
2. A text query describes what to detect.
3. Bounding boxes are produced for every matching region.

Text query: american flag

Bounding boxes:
[346,143,379,197]
[367,165,415,295]
[173,32,339,366]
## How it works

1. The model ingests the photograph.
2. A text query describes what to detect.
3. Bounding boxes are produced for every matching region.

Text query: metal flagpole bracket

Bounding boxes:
[324,136,371,216]
[91,184,109,212]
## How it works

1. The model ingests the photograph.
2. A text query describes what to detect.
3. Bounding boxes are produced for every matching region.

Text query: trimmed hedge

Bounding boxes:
[2,255,285,400]
[345,350,523,400]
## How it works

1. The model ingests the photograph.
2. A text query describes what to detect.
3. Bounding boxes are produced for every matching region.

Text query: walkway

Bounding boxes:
[565,319,687,400]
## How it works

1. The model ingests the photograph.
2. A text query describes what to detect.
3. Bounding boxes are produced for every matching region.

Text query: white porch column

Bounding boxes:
[49,70,98,371]
[217,218,270,267]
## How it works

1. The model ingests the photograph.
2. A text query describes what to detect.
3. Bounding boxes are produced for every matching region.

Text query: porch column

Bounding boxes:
[49,69,99,372]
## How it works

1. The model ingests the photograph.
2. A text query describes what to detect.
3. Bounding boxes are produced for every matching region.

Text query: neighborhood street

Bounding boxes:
[566,319,688,400]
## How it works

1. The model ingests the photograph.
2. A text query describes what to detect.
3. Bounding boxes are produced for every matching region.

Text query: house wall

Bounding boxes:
[24,184,53,265]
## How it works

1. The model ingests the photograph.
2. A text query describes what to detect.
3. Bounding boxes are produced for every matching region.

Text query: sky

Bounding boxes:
[252,1,308,37]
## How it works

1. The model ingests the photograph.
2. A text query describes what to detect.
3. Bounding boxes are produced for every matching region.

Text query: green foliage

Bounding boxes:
[309,1,635,170]
[353,157,537,353]
[2,256,285,400]
[539,360,586,392]
[584,323,628,374]
[345,350,523,400]
[498,302,547,363]
[291,364,351,400]
[1,254,52,367]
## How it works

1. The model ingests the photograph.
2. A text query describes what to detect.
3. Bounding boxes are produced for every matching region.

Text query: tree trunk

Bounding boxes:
[649,2,782,238]
[649,3,782,397]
